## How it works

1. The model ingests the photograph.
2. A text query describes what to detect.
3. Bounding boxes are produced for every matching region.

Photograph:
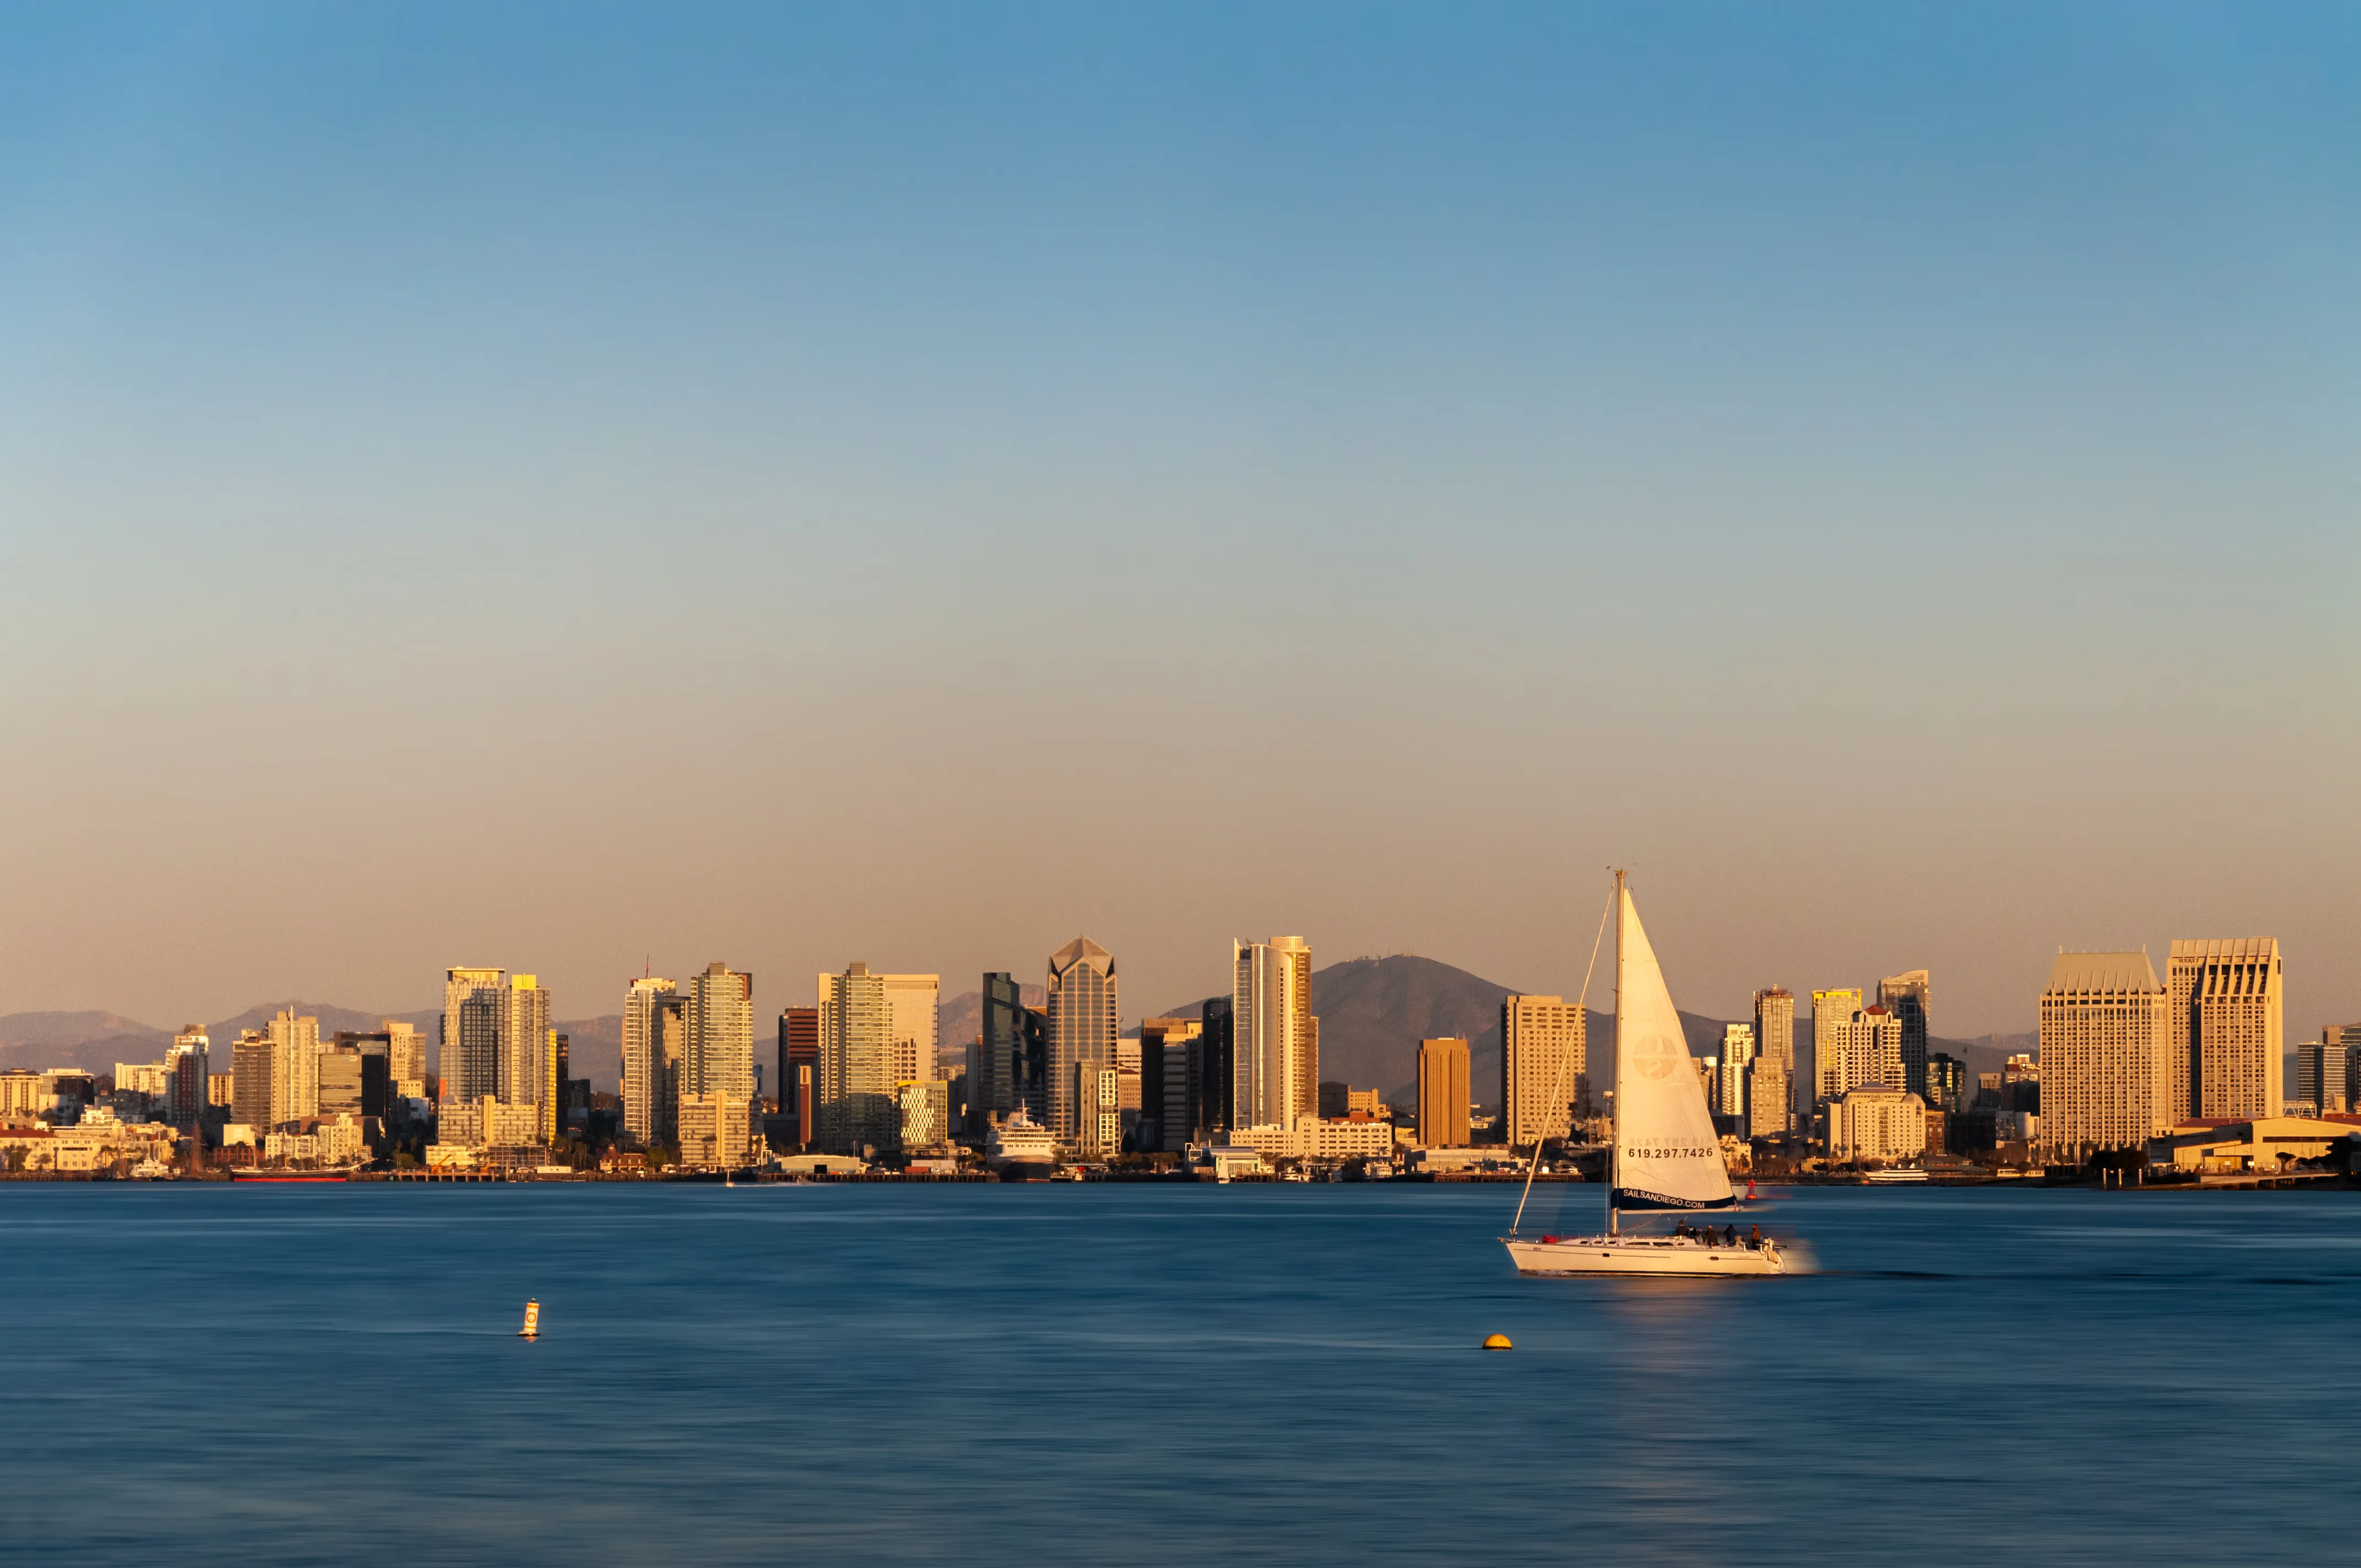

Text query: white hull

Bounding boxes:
[1503,1234,1786,1277]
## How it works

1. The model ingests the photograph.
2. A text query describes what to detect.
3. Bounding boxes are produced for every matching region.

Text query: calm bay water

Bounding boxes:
[1,1180,2354,1565]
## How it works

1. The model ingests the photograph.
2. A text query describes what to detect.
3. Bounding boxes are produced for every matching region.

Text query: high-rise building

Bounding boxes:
[166,1027,209,1129]
[777,1007,819,1147]
[269,1009,320,1124]
[1716,1023,1756,1119]
[2295,1030,2347,1115]
[1234,937,1314,1132]
[1753,988,1796,1127]
[1837,1006,1903,1097]
[1140,1015,1203,1153]
[1199,997,1234,1135]
[501,976,551,1111]
[317,1046,389,1119]
[818,963,896,1155]
[1501,994,1586,1148]
[2041,950,2172,1157]
[1417,1037,1471,1148]
[2168,938,2283,1121]
[880,974,940,1088]
[231,1030,275,1131]
[1810,988,1864,1107]
[1925,1053,1966,1114]
[1878,971,1931,1100]
[443,967,506,1105]
[623,977,681,1146]
[976,973,1025,1127]
[1745,1055,1788,1138]
[1046,938,1117,1145]
[384,1021,426,1099]
[687,962,754,1100]
[540,1030,564,1144]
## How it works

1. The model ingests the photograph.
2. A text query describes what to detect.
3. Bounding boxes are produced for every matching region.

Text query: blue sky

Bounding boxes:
[2,3,2355,1038]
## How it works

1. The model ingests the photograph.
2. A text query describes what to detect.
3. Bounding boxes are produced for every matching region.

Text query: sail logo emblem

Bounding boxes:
[1629,1031,1681,1079]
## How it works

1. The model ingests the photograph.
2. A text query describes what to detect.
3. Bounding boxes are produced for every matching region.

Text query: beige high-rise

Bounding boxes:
[818,963,895,1155]
[1047,939,1116,1143]
[1418,1037,1470,1148]
[443,967,507,1103]
[501,976,551,1110]
[2041,950,2172,1157]
[1753,988,1794,1127]
[1234,937,1314,1131]
[623,977,682,1146]
[882,974,941,1087]
[1501,994,1585,1147]
[269,1009,320,1124]
[2169,938,2283,1121]
[1810,988,1864,1103]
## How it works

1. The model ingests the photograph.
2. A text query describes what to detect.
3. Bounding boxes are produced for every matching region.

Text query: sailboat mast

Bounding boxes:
[1608,868,1625,1238]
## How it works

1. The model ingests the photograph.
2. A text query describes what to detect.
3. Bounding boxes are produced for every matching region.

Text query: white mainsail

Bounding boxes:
[1611,883,1733,1213]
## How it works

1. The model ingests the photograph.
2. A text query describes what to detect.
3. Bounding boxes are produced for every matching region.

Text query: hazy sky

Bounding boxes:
[3,3,2355,1040]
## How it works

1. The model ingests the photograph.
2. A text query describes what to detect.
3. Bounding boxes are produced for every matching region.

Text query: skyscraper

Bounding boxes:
[2168,938,2283,1121]
[1046,938,1117,1145]
[1139,1015,1203,1152]
[2041,950,2172,1158]
[778,1006,818,1147]
[269,1009,320,1124]
[1501,994,1585,1148]
[623,977,682,1147]
[818,963,896,1155]
[1878,971,1931,1100]
[1745,1055,1788,1138]
[1925,1053,1966,1114]
[384,1021,426,1099]
[1233,937,1314,1133]
[1716,1022,1756,1119]
[443,967,506,1104]
[166,1027,209,1130]
[977,972,1025,1126]
[231,1030,275,1131]
[687,962,754,1100]
[1810,988,1865,1105]
[1417,1037,1471,1148]
[501,976,551,1111]
[879,974,940,1088]
[1753,987,1796,1127]
[1199,996,1234,1136]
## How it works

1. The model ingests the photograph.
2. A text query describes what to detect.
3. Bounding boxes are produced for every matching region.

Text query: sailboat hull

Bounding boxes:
[1503,1235,1786,1277]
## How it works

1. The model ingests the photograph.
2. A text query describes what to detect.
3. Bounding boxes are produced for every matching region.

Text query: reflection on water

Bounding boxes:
[0,1183,2356,1565]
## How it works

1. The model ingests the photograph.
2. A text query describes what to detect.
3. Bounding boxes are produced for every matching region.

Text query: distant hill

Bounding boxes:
[937,984,1047,1058]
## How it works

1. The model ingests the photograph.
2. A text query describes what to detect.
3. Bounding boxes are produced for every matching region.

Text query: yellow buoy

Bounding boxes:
[1482,1332,1511,1351]
[519,1299,541,1339]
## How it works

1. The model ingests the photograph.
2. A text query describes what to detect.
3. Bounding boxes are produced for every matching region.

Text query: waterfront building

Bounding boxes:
[2168,938,2283,1121]
[500,976,551,1111]
[1745,1055,1788,1138]
[230,1031,276,1131]
[384,1021,426,1099]
[443,967,507,1105]
[438,1095,543,1151]
[2041,950,2172,1158]
[777,1007,818,1147]
[623,977,682,1147]
[1502,994,1585,1148]
[975,973,1027,1128]
[1925,1053,1966,1114]
[165,1028,209,1129]
[1810,988,1864,1105]
[1234,937,1315,1133]
[678,1091,760,1168]
[879,973,940,1087]
[818,963,896,1155]
[1073,1065,1119,1157]
[1199,997,1235,1135]
[1826,1085,1928,1164]
[896,1079,953,1153]
[1140,1015,1203,1153]
[1716,1023,1756,1119]
[2295,1031,2347,1115]
[1878,971,1931,1100]
[268,1010,320,1124]
[1046,938,1117,1144]
[1753,988,1796,1123]
[1417,1037,1471,1148]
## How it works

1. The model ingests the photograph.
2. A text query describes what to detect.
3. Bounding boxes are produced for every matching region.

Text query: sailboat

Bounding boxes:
[1503,872,1789,1277]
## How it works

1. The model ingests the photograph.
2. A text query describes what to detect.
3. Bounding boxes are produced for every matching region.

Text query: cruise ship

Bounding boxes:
[985,1110,1058,1180]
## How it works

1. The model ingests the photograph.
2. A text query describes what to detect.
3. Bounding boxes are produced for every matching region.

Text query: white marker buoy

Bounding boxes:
[519,1298,541,1338]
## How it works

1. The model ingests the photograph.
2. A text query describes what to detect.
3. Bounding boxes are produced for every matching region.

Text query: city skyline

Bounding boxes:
[4,6,2356,1043]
